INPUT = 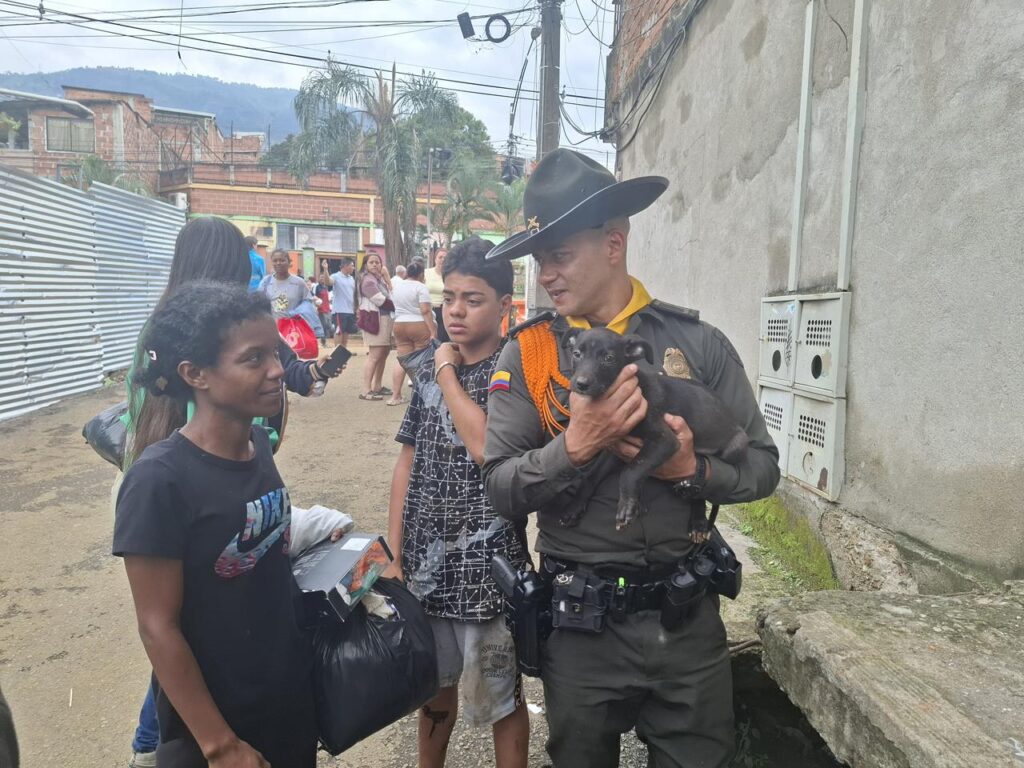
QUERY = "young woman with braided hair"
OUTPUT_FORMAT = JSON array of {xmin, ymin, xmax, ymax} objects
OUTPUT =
[
  {"xmin": 114, "ymin": 282, "xmax": 316, "ymax": 768},
  {"xmin": 120, "ymin": 216, "xmax": 342, "ymax": 768}
]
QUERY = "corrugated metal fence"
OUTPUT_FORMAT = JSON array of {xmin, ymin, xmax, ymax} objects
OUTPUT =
[{"xmin": 0, "ymin": 166, "xmax": 183, "ymax": 422}]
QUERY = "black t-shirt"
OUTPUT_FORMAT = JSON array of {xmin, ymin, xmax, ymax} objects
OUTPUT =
[
  {"xmin": 396, "ymin": 342, "xmax": 527, "ymax": 621},
  {"xmin": 113, "ymin": 428, "xmax": 315, "ymax": 766}
]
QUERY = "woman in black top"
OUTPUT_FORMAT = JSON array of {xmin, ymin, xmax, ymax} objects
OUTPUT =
[{"xmin": 114, "ymin": 283, "xmax": 315, "ymax": 767}]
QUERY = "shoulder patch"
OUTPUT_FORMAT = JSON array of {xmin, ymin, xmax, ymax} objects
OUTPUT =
[
  {"xmin": 710, "ymin": 325, "xmax": 744, "ymax": 367},
  {"xmin": 488, "ymin": 370, "xmax": 512, "ymax": 393},
  {"xmin": 650, "ymin": 299, "xmax": 700, "ymax": 322},
  {"xmin": 508, "ymin": 310, "xmax": 558, "ymax": 338}
]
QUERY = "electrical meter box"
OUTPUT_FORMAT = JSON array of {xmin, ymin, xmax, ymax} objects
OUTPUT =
[
  {"xmin": 758, "ymin": 385, "xmax": 793, "ymax": 475},
  {"xmin": 786, "ymin": 393, "xmax": 845, "ymax": 501},
  {"xmin": 793, "ymin": 292, "xmax": 851, "ymax": 398},
  {"xmin": 758, "ymin": 297, "xmax": 800, "ymax": 386}
]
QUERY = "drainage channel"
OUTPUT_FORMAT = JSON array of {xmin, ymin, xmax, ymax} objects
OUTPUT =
[{"xmin": 731, "ymin": 650, "xmax": 843, "ymax": 767}]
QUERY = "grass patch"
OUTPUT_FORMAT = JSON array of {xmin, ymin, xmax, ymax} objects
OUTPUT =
[{"xmin": 737, "ymin": 496, "xmax": 839, "ymax": 592}]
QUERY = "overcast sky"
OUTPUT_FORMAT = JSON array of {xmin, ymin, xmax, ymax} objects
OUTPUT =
[{"xmin": 0, "ymin": 0, "xmax": 615, "ymax": 165}]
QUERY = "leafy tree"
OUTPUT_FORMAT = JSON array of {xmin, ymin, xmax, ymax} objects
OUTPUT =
[
  {"xmin": 60, "ymin": 154, "xmax": 150, "ymax": 196},
  {"xmin": 484, "ymin": 176, "xmax": 527, "ymax": 238},
  {"xmin": 294, "ymin": 63, "xmax": 457, "ymax": 265},
  {"xmin": 407, "ymin": 105, "xmax": 493, "ymax": 175}
]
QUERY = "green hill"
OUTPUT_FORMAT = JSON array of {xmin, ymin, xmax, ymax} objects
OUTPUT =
[{"xmin": 0, "ymin": 67, "xmax": 301, "ymax": 141}]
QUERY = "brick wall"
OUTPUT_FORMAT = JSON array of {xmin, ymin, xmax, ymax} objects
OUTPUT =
[{"xmin": 607, "ymin": 0, "xmax": 686, "ymax": 112}]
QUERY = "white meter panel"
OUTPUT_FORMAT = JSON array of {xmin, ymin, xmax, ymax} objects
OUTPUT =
[
  {"xmin": 758, "ymin": 297, "xmax": 800, "ymax": 385},
  {"xmin": 758, "ymin": 384, "xmax": 793, "ymax": 475},
  {"xmin": 793, "ymin": 292, "xmax": 851, "ymax": 398},
  {"xmin": 786, "ymin": 393, "xmax": 846, "ymax": 501}
]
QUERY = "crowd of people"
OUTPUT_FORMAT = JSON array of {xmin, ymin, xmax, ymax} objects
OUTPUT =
[{"xmin": 0, "ymin": 148, "xmax": 780, "ymax": 768}]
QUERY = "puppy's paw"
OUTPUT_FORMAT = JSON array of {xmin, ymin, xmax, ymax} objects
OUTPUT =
[
  {"xmin": 688, "ymin": 517, "xmax": 710, "ymax": 543},
  {"xmin": 616, "ymin": 497, "xmax": 641, "ymax": 530},
  {"xmin": 560, "ymin": 511, "xmax": 583, "ymax": 528}
]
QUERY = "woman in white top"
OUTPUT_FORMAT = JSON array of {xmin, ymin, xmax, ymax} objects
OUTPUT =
[
  {"xmin": 388, "ymin": 259, "xmax": 436, "ymax": 405},
  {"xmin": 424, "ymin": 248, "xmax": 448, "ymax": 342}
]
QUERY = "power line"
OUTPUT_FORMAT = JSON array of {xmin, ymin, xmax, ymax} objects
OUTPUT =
[
  {"xmin": 0, "ymin": 0, "xmax": 602, "ymax": 104},
  {"xmin": 0, "ymin": 1, "xmax": 602, "ymax": 107}
]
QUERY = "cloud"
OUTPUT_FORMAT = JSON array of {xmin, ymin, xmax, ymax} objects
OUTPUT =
[{"xmin": 0, "ymin": 0, "xmax": 612, "ymax": 162}]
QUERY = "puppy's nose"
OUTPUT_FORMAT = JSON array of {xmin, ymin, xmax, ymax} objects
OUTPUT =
[{"xmin": 573, "ymin": 376, "xmax": 591, "ymax": 394}]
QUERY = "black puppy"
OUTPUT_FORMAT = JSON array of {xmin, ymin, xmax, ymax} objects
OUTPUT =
[{"xmin": 564, "ymin": 327, "xmax": 749, "ymax": 537}]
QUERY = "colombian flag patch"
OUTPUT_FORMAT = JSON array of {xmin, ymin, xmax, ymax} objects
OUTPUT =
[{"xmin": 488, "ymin": 370, "xmax": 511, "ymax": 394}]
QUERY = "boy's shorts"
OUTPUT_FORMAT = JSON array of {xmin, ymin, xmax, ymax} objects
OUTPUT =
[
  {"xmin": 335, "ymin": 312, "xmax": 358, "ymax": 334},
  {"xmin": 428, "ymin": 615, "xmax": 523, "ymax": 728}
]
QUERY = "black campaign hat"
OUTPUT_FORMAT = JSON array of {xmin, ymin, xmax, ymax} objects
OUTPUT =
[{"xmin": 487, "ymin": 148, "xmax": 668, "ymax": 260}]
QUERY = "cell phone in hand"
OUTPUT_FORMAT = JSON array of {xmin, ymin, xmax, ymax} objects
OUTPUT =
[{"xmin": 319, "ymin": 345, "xmax": 353, "ymax": 377}]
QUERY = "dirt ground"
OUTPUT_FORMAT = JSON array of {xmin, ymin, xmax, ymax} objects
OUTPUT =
[{"xmin": 0, "ymin": 340, "xmax": 771, "ymax": 768}]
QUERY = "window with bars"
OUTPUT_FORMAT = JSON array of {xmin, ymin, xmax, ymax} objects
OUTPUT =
[{"xmin": 46, "ymin": 117, "xmax": 95, "ymax": 153}]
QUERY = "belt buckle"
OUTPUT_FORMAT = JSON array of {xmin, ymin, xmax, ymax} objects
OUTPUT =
[{"xmin": 610, "ymin": 577, "xmax": 628, "ymax": 622}]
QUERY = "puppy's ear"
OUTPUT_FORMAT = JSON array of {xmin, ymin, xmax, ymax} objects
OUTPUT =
[
  {"xmin": 623, "ymin": 336, "xmax": 654, "ymax": 365},
  {"xmin": 562, "ymin": 328, "xmax": 583, "ymax": 350}
]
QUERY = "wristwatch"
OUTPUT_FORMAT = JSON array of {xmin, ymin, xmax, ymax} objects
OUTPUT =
[{"xmin": 672, "ymin": 455, "xmax": 707, "ymax": 499}]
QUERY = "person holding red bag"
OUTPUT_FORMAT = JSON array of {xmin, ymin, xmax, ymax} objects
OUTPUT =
[{"xmin": 259, "ymin": 250, "xmax": 320, "ymax": 359}]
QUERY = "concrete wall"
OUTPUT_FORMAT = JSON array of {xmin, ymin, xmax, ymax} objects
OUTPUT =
[{"xmin": 612, "ymin": 0, "xmax": 1024, "ymax": 580}]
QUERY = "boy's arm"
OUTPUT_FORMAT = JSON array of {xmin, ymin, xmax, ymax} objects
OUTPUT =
[
  {"xmin": 386, "ymin": 443, "xmax": 415, "ymax": 579},
  {"xmin": 437, "ymin": 367, "xmax": 487, "ymax": 465},
  {"xmin": 434, "ymin": 343, "xmax": 487, "ymax": 465}
]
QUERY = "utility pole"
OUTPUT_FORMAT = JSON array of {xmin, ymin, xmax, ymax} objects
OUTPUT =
[
  {"xmin": 537, "ymin": 0, "xmax": 563, "ymax": 158},
  {"xmin": 426, "ymin": 147, "xmax": 435, "ymax": 247}
]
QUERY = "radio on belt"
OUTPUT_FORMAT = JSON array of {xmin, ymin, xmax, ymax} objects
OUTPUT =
[{"xmin": 291, "ymin": 532, "xmax": 393, "ymax": 625}]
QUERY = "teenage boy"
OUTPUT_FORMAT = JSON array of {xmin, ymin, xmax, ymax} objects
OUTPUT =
[
  {"xmin": 387, "ymin": 236, "xmax": 530, "ymax": 768},
  {"xmin": 323, "ymin": 258, "xmax": 358, "ymax": 348}
]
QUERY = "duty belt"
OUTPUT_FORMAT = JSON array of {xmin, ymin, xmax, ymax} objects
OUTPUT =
[{"xmin": 542, "ymin": 555, "xmax": 674, "ymax": 620}]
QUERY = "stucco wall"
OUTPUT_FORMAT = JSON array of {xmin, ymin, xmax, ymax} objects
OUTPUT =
[{"xmin": 614, "ymin": 0, "xmax": 1024, "ymax": 579}]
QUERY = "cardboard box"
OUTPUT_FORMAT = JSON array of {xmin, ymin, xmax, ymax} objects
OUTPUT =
[{"xmin": 292, "ymin": 533, "xmax": 393, "ymax": 624}]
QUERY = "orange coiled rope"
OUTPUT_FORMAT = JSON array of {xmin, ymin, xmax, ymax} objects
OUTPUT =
[{"xmin": 517, "ymin": 321, "xmax": 571, "ymax": 436}]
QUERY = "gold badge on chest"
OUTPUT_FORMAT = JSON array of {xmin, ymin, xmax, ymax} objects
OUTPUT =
[{"xmin": 662, "ymin": 347, "xmax": 693, "ymax": 379}]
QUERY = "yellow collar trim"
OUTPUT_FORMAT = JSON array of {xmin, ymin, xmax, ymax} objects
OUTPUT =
[{"xmin": 566, "ymin": 276, "xmax": 653, "ymax": 335}]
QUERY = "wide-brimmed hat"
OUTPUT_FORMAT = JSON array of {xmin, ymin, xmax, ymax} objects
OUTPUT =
[{"xmin": 487, "ymin": 148, "xmax": 668, "ymax": 261}]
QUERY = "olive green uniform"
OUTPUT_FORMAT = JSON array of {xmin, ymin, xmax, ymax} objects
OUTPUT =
[{"xmin": 482, "ymin": 301, "xmax": 780, "ymax": 768}]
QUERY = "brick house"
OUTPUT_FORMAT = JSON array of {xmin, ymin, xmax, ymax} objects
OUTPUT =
[
  {"xmin": 0, "ymin": 85, "xmax": 263, "ymax": 191},
  {"xmin": 0, "ymin": 83, "xmax": 505, "ymax": 274}
]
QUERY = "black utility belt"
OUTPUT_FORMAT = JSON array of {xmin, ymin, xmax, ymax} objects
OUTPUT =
[
  {"xmin": 544, "ymin": 531, "xmax": 742, "ymax": 635},
  {"xmin": 550, "ymin": 569, "xmax": 678, "ymax": 633}
]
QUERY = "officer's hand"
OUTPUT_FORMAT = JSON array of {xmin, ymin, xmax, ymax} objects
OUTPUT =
[
  {"xmin": 564, "ymin": 364, "xmax": 647, "ymax": 466},
  {"xmin": 435, "ymin": 342, "xmax": 463, "ymax": 372},
  {"xmin": 610, "ymin": 413, "xmax": 698, "ymax": 480}
]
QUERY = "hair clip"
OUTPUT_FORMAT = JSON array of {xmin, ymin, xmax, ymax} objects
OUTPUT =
[
  {"xmin": 147, "ymin": 350, "xmax": 158, "ymax": 361},
  {"xmin": 155, "ymin": 376, "xmax": 168, "ymax": 391}
]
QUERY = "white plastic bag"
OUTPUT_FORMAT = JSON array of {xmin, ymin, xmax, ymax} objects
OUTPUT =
[{"xmin": 290, "ymin": 504, "xmax": 354, "ymax": 558}]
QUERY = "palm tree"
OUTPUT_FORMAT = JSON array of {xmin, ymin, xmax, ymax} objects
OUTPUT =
[
  {"xmin": 446, "ymin": 159, "xmax": 499, "ymax": 240},
  {"xmin": 484, "ymin": 177, "xmax": 527, "ymax": 238},
  {"xmin": 420, "ymin": 157, "xmax": 501, "ymax": 246},
  {"xmin": 60, "ymin": 155, "xmax": 150, "ymax": 196},
  {"xmin": 293, "ymin": 62, "xmax": 457, "ymax": 266}
]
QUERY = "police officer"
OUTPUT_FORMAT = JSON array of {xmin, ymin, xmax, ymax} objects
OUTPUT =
[{"xmin": 481, "ymin": 149, "xmax": 780, "ymax": 768}]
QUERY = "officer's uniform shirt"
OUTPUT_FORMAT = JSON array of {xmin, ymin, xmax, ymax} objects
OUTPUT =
[{"xmin": 482, "ymin": 300, "xmax": 780, "ymax": 568}]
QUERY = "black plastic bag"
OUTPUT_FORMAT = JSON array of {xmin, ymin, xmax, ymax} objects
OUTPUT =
[
  {"xmin": 82, "ymin": 401, "xmax": 128, "ymax": 469},
  {"xmin": 312, "ymin": 577, "xmax": 439, "ymax": 755}
]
